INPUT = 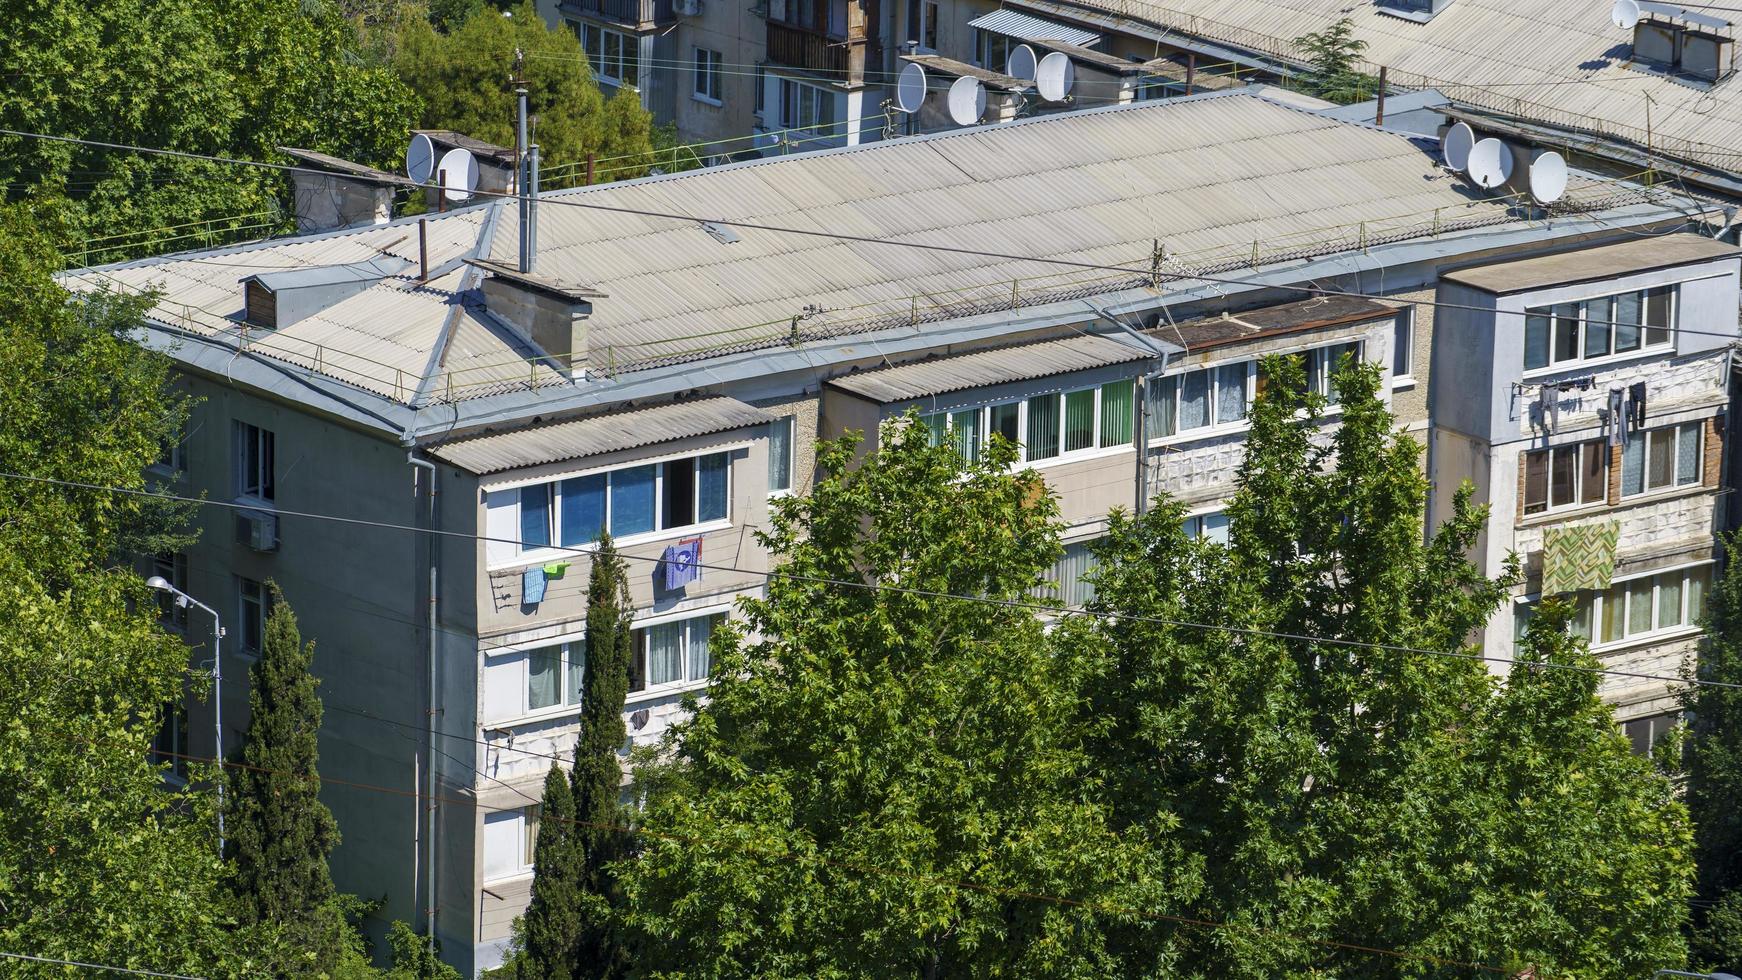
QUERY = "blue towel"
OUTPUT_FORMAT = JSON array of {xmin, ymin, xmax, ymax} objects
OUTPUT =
[
  {"xmin": 523, "ymin": 566, "xmax": 547, "ymax": 605},
  {"xmin": 662, "ymin": 537, "xmax": 702, "ymax": 591}
]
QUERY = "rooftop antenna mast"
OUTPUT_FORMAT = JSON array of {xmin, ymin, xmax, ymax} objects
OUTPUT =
[{"xmin": 513, "ymin": 47, "xmax": 539, "ymax": 273}]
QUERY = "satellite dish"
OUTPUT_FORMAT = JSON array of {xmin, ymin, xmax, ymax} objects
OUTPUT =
[
  {"xmin": 1467, "ymin": 137, "xmax": 1515, "ymax": 190},
  {"xmin": 406, "ymin": 133, "xmax": 436, "ymax": 184},
  {"xmin": 1612, "ymin": 0, "xmax": 1642, "ymax": 29},
  {"xmin": 947, "ymin": 75, "xmax": 986, "ymax": 125},
  {"xmin": 1442, "ymin": 121, "xmax": 1475, "ymax": 172},
  {"xmin": 1036, "ymin": 51, "xmax": 1075, "ymax": 101},
  {"xmin": 435, "ymin": 147, "xmax": 479, "ymax": 202},
  {"xmin": 1529, "ymin": 150, "xmax": 1568, "ymax": 204},
  {"xmin": 897, "ymin": 62, "xmax": 928, "ymax": 113},
  {"xmin": 1007, "ymin": 44, "xmax": 1039, "ymax": 81}
]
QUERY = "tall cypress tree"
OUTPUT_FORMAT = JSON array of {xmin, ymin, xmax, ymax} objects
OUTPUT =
[
  {"xmin": 519, "ymin": 763, "xmax": 582, "ymax": 978},
  {"xmin": 225, "ymin": 586, "xmax": 341, "ymax": 971},
  {"xmin": 571, "ymin": 534, "xmax": 634, "ymax": 977},
  {"xmin": 1685, "ymin": 531, "xmax": 1742, "ymax": 971}
]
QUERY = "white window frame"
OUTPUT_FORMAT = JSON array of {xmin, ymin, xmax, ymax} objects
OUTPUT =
[
  {"xmin": 523, "ymin": 640, "xmax": 587, "ymax": 716},
  {"xmin": 237, "ymin": 576, "xmax": 268, "ymax": 659},
  {"xmin": 914, "ymin": 378, "xmax": 1137, "ymax": 467},
  {"xmin": 1147, "ymin": 360, "xmax": 1255, "ymax": 444},
  {"xmin": 778, "ymin": 77, "xmax": 836, "ymax": 138},
  {"xmin": 767, "ymin": 416, "xmax": 796, "ymax": 496},
  {"xmin": 1392, "ymin": 309, "xmax": 1416, "ymax": 387},
  {"xmin": 512, "ymin": 451, "xmax": 733, "ymax": 561},
  {"xmin": 1036, "ymin": 536, "xmax": 1101, "ymax": 609},
  {"xmin": 1522, "ymin": 284, "xmax": 1676, "ymax": 375},
  {"xmin": 1521, "ymin": 437, "xmax": 1609, "ymax": 517},
  {"xmin": 1513, "ymin": 559, "xmax": 1713, "ymax": 652},
  {"xmin": 975, "ymin": 29, "xmax": 1015, "ymax": 70},
  {"xmin": 232, "ymin": 421, "xmax": 274, "ymax": 501},
  {"xmin": 906, "ymin": 0, "xmax": 939, "ymax": 50},
  {"xmin": 692, "ymin": 46, "xmax": 722, "ymax": 104},
  {"xmin": 482, "ymin": 806, "xmax": 539, "ymax": 883},
  {"xmin": 1181, "ymin": 508, "xmax": 1231, "ymax": 544},
  {"xmin": 630, "ymin": 609, "xmax": 725, "ymax": 698},
  {"xmin": 573, "ymin": 20, "xmax": 639, "ymax": 89},
  {"xmin": 1621, "ymin": 420, "xmax": 1704, "ymax": 499}
]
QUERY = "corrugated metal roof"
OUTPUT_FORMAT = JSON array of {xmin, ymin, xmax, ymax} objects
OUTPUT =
[
  {"xmin": 968, "ymin": 8, "xmax": 1102, "ymax": 46},
  {"xmin": 1008, "ymin": 0, "xmax": 1742, "ymax": 176},
  {"xmin": 1441, "ymin": 233, "xmax": 1741, "ymax": 293},
  {"xmin": 828, "ymin": 332, "xmax": 1158, "ymax": 401},
  {"xmin": 428, "ymin": 396, "xmax": 774, "ymax": 473}
]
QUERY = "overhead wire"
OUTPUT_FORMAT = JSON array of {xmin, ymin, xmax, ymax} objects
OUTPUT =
[
  {"xmin": 0, "ymin": 951, "xmax": 209, "ymax": 980},
  {"xmin": 9, "ymin": 471, "xmax": 1738, "ymax": 691}
]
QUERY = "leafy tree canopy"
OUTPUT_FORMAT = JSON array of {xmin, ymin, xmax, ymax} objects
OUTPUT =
[
  {"xmin": 1292, "ymin": 17, "xmax": 1377, "ymax": 105},
  {"xmin": 1685, "ymin": 529, "xmax": 1742, "ymax": 971}
]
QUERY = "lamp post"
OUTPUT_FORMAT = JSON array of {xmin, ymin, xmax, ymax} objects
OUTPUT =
[{"xmin": 145, "ymin": 575, "xmax": 225, "ymax": 856}]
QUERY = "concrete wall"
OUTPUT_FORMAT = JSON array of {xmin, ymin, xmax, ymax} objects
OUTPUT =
[{"xmin": 669, "ymin": 0, "xmax": 767, "ymax": 149}]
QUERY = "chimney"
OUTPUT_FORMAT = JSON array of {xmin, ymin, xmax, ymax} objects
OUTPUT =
[
  {"xmin": 466, "ymin": 259, "xmax": 602, "ymax": 376},
  {"xmin": 277, "ymin": 147, "xmax": 395, "ymax": 234}
]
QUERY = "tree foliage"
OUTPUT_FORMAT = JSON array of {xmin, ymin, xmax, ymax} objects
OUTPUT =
[
  {"xmin": 520, "ymin": 764, "xmax": 583, "ymax": 978},
  {"xmin": 0, "ymin": 0, "xmax": 417, "ymax": 262},
  {"xmin": 1292, "ymin": 17, "xmax": 1377, "ymax": 105},
  {"xmin": 1685, "ymin": 530, "xmax": 1742, "ymax": 972},
  {"xmin": 226, "ymin": 589, "xmax": 346, "ymax": 975},
  {"xmin": 620, "ymin": 424, "xmax": 1183, "ymax": 977},
  {"xmin": 391, "ymin": 2, "xmax": 654, "ymax": 176}
]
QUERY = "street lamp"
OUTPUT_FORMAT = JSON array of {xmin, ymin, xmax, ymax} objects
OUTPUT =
[
  {"xmin": 145, "ymin": 575, "xmax": 225, "ymax": 856},
  {"xmin": 1653, "ymin": 971, "xmax": 1742, "ymax": 980}
]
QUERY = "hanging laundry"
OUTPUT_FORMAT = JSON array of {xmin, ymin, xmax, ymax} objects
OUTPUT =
[
  {"xmin": 542, "ymin": 561, "xmax": 571, "ymax": 578},
  {"xmin": 1629, "ymin": 381, "xmax": 1648, "ymax": 427},
  {"xmin": 662, "ymin": 537, "xmax": 703, "ymax": 591},
  {"xmin": 522, "ymin": 566, "xmax": 547, "ymax": 605},
  {"xmin": 1541, "ymin": 521, "xmax": 1620, "ymax": 596},
  {"xmin": 1537, "ymin": 384, "xmax": 1559, "ymax": 434},
  {"xmin": 1606, "ymin": 388, "xmax": 1626, "ymax": 447}
]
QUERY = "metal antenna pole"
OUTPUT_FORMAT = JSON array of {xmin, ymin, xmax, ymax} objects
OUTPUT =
[{"xmin": 515, "ymin": 47, "xmax": 532, "ymax": 273}]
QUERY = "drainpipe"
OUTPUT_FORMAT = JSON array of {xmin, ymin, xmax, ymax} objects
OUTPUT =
[
  {"xmin": 1087, "ymin": 302, "xmax": 1174, "ymax": 514},
  {"xmin": 407, "ymin": 451, "xmax": 440, "ymax": 959}
]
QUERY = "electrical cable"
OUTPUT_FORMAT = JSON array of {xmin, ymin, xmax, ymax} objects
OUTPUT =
[
  {"xmin": 8, "ymin": 471, "xmax": 1737, "ymax": 691},
  {"xmin": 0, "ymin": 951, "xmax": 209, "ymax": 980}
]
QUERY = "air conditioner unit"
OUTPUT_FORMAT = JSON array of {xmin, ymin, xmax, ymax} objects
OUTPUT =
[
  {"xmin": 237, "ymin": 510, "xmax": 279, "ymax": 553},
  {"xmin": 675, "ymin": 0, "xmax": 702, "ymax": 15}
]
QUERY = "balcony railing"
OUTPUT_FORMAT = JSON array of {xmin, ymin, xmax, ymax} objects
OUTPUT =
[
  {"xmin": 765, "ymin": 21, "xmax": 878, "ymax": 84},
  {"xmin": 565, "ymin": 0, "xmax": 672, "ymax": 28}
]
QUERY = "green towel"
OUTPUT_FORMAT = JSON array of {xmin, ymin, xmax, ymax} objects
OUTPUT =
[
  {"xmin": 543, "ymin": 561, "xmax": 571, "ymax": 578},
  {"xmin": 1541, "ymin": 521, "xmax": 1619, "ymax": 596}
]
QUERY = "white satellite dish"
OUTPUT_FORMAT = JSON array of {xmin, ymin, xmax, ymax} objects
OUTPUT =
[
  {"xmin": 405, "ymin": 132, "xmax": 436, "ymax": 185},
  {"xmin": 1007, "ymin": 44, "xmax": 1039, "ymax": 82},
  {"xmin": 1612, "ymin": 0, "xmax": 1642, "ymax": 29},
  {"xmin": 435, "ymin": 147, "xmax": 479, "ymax": 202},
  {"xmin": 947, "ymin": 75, "xmax": 987, "ymax": 126},
  {"xmin": 1467, "ymin": 137, "xmax": 1514, "ymax": 190},
  {"xmin": 1442, "ymin": 121, "xmax": 1475, "ymax": 172},
  {"xmin": 897, "ymin": 62, "xmax": 928, "ymax": 113},
  {"xmin": 1036, "ymin": 51, "xmax": 1075, "ymax": 101},
  {"xmin": 1529, "ymin": 150, "xmax": 1569, "ymax": 204}
]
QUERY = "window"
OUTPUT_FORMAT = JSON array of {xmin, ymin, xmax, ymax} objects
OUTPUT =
[
  {"xmin": 919, "ymin": 381, "xmax": 1135, "ymax": 464},
  {"xmin": 1522, "ymin": 439, "xmax": 1607, "ymax": 515},
  {"xmin": 906, "ymin": 0, "xmax": 938, "ymax": 48},
  {"xmin": 693, "ymin": 47, "xmax": 722, "ymax": 103},
  {"xmin": 1621, "ymin": 421, "xmax": 1702, "ymax": 497},
  {"xmin": 976, "ymin": 29, "xmax": 1015, "ymax": 69},
  {"xmin": 768, "ymin": 416, "xmax": 795, "ymax": 492},
  {"xmin": 1148, "ymin": 362, "xmax": 1251, "ymax": 438},
  {"xmin": 1621, "ymin": 711, "xmax": 1681, "ymax": 756},
  {"xmin": 1182, "ymin": 510, "xmax": 1231, "ymax": 544},
  {"xmin": 233, "ymin": 421, "xmax": 274, "ymax": 500},
  {"xmin": 629, "ymin": 612, "xmax": 723, "ymax": 693},
  {"xmin": 1393, "ymin": 312, "xmax": 1414, "ymax": 379},
  {"xmin": 754, "ymin": 63, "xmax": 767, "ymax": 114},
  {"xmin": 151, "ymin": 702, "xmax": 189, "ymax": 781},
  {"xmin": 573, "ymin": 21, "xmax": 639, "ymax": 88},
  {"xmin": 514, "ymin": 452, "xmax": 731, "ymax": 555},
  {"xmin": 778, "ymin": 78, "xmax": 835, "ymax": 136},
  {"xmin": 527, "ymin": 641, "xmax": 587, "ymax": 712},
  {"xmin": 238, "ymin": 577, "xmax": 269, "ymax": 656},
  {"xmin": 1515, "ymin": 563, "xmax": 1711, "ymax": 649},
  {"xmin": 483, "ymin": 806, "xmax": 538, "ymax": 881},
  {"xmin": 152, "ymin": 552, "xmax": 189, "ymax": 629},
  {"xmin": 1037, "ymin": 539, "xmax": 1099, "ymax": 608},
  {"xmin": 155, "ymin": 427, "xmax": 186, "ymax": 473},
  {"xmin": 1523, "ymin": 286, "xmax": 1675, "ymax": 371},
  {"xmin": 1309, "ymin": 342, "xmax": 1361, "ymax": 404}
]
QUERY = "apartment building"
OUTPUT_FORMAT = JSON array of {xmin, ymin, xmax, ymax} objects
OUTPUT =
[
  {"xmin": 69, "ymin": 91, "xmax": 1722, "ymax": 974},
  {"xmin": 1430, "ymin": 234, "xmax": 1740, "ymax": 755}
]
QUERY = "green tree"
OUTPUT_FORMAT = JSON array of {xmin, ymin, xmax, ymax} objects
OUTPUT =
[
  {"xmin": 1685, "ymin": 531, "xmax": 1742, "ymax": 971},
  {"xmin": 1292, "ymin": 17, "xmax": 1377, "ymax": 104},
  {"xmin": 226, "ymin": 588, "xmax": 346, "ymax": 975},
  {"xmin": 391, "ymin": 2, "xmax": 654, "ymax": 179},
  {"xmin": 519, "ymin": 764, "xmax": 583, "ymax": 978},
  {"xmin": 619, "ymin": 423, "xmax": 1184, "ymax": 977},
  {"xmin": 1078, "ymin": 355, "xmax": 1690, "ymax": 977},
  {"xmin": 0, "ymin": 0, "xmax": 416, "ymax": 263},
  {"xmin": 570, "ymin": 534, "xmax": 635, "ymax": 977},
  {"xmin": 0, "ymin": 208, "xmax": 241, "ymax": 975}
]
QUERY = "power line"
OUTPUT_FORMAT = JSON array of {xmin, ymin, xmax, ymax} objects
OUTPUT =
[
  {"xmin": 7, "ymin": 470, "xmax": 1736, "ymax": 691},
  {"xmin": 0, "ymin": 951, "xmax": 209, "ymax": 980}
]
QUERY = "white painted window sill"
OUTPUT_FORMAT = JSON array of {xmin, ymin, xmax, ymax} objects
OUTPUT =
[
  {"xmin": 1521, "ymin": 344, "xmax": 1675, "ymax": 381},
  {"xmin": 1392, "ymin": 376, "xmax": 1417, "ymax": 391},
  {"xmin": 492, "ymin": 518, "xmax": 734, "ymax": 575}
]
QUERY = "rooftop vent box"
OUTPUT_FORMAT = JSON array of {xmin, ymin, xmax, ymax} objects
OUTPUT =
[
  {"xmin": 467, "ymin": 259, "xmax": 606, "ymax": 377},
  {"xmin": 277, "ymin": 147, "xmax": 396, "ymax": 234},
  {"xmin": 1635, "ymin": 18, "xmax": 1680, "ymax": 63},
  {"xmin": 1631, "ymin": 14, "xmax": 1734, "ymax": 81},
  {"xmin": 1681, "ymin": 28, "xmax": 1732, "ymax": 80},
  {"xmin": 1375, "ymin": 0, "xmax": 1453, "ymax": 23},
  {"xmin": 239, "ymin": 255, "xmax": 413, "ymax": 331}
]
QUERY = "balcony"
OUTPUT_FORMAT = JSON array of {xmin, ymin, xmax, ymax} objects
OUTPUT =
[
  {"xmin": 562, "ymin": 0, "xmax": 672, "ymax": 30},
  {"xmin": 766, "ymin": 21, "xmax": 878, "ymax": 85}
]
